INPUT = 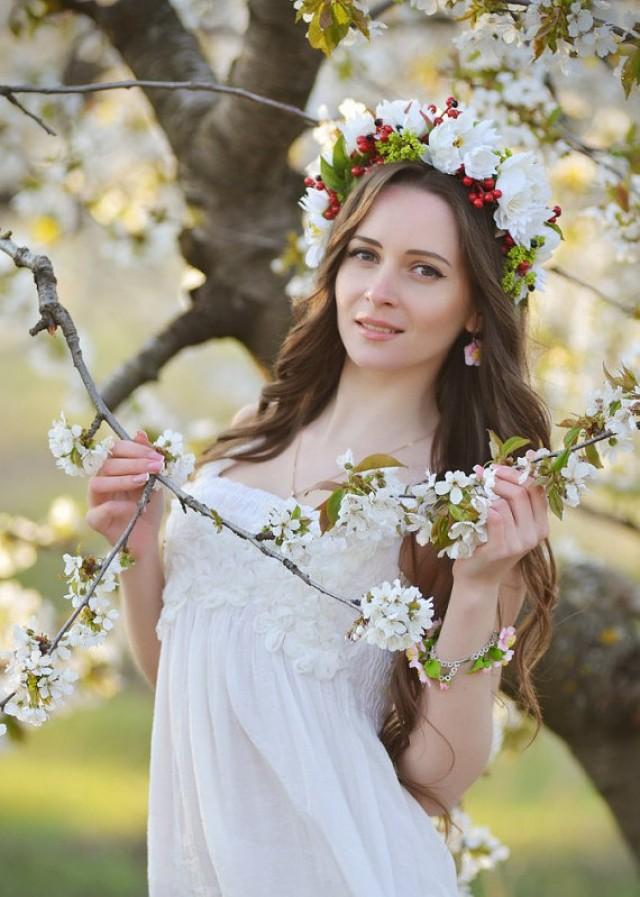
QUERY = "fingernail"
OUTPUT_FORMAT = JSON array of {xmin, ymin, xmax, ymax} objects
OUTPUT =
[{"xmin": 133, "ymin": 473, "xmax": 149, "ymax": 483}]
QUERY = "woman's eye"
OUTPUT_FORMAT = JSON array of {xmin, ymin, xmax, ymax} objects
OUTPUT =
[
  {"xmin": 414, "ymin": 264, "xmax": 443, "ymax": 279},
  {"xmin": 347, "ymin": 248, "xmax": 375, "ymax": 262},
  {"xmin": 347, "ymin": 248, "xmax": 442, "ymax": 278}
]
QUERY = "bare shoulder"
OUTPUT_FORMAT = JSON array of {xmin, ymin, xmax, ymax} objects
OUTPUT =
[{"xmin": 230, "ymin": 402, "xmax": 259, "ymax": 428}]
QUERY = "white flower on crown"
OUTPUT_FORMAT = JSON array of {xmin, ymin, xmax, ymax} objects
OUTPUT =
[
  {"xmin": 421, "ymin": 109, "xmax": 502, "ymax": 177},
  {"xmin": 337, "ymin": 99, "xmax": 376, "ymax": 155},
  {"xmin": 374, "ymin": 99, "xmax": 430, "ymax": 137},
  {"xmin": 494, "ymin": 151, "xmax": 553, "ymax": 245},
  {"xmin": 528, "ymin": 224, "xmax": 562, "ymax": 292},
  {"xmin": 298, "ymin": 186, "xmax": 333, "ymax": 268}
]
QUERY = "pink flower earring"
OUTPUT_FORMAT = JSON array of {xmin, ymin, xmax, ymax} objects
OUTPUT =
[{"xmin": 464, "ymin": 332, "xmax": 482, "ymax": 366}]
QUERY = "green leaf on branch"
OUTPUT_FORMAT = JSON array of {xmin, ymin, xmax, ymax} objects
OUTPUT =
[
  {"xmin": 584, "ymin": 441, "xmax": 603, "ymax": 469},
  {"xmin": 501, "ymin": 435, "xmax": 531, "ymax": 458},
  {"xmin": 551, "ymin": 448, "xmax": 570, "ymax": 472},
  {"xmin": 619, "ymin": 42, "xmax": 640, "ymax": 99},
  {"xmin": 563, "ymin": 426, "xmax": 582, "ymax": 448},
  {"xmin": 325, "ymin": 487, "xmax": 346, "ymax": 525},
  {"xmin": 547, "ymin": 484, "xmax": 565, "ymax": 520},
  {"xmin": 353, "ymin": 453, "xmax": 406, "ymax": 473}
]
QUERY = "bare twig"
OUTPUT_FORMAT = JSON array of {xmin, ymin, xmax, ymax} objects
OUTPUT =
[
  {"xmin": 550, "ymin": 266, "xmax": 637, "ymax": 316},
  {"xmin": 0, "ymin": 79, "xmax": 319, "ymax": 128},
  {"xmin": 0, "ymin": 89, "xmax": 57, "ymax": 137},
  {"xmin": 576, "ymin": 500, "xmax": 640, "ymax": 536}
]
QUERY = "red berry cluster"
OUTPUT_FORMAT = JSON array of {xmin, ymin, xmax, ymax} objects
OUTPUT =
[
  {"xmin": 548, "ymin": 204, "xmax": 562, "ymax": 224},
  {"xmin": 350, "ymin": 117, "xmax": 395, "ymax": 177},
  {"xmin": 430, "ymin": 96, "xmax": 462, "ymax": 127},
  {"xmin": 456, "ymin": 167, "xmax": 503, "ymax": 210},
  {"xmin": 499, "ymin": 233, "xmax": 516, "ymax": 256},
  {"xmin": 302, "ymin": 175, "xmax": 342, "ymax": 220}
]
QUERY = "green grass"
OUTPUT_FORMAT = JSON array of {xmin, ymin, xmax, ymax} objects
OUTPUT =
[{"xmin": 0, "ymin": 689, "xmax": 637, "ymax": 896}]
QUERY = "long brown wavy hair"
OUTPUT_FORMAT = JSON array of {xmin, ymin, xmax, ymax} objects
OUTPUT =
[{"xmin": 195, "ymin": 161, "xmax": 558, "ymax": 834}]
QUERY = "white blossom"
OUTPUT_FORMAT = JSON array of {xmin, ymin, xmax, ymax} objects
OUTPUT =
[
  {"xmin": 494, "ymin": 152, "xmax": 552, "ymax": 245},
  {"xmin": 445, "ymin": 807, "xmax": 510, "ymax": 884},
  {"xmin": 3, "ymin": 622, "xmax": 78, "ymax": 727},
  {"xmin": 560, "ymin": 452, "xmax": 598, "ymax": 507},
  {"xmin": 353, "ymin": 579, "xmax": 435, "ymax": 651},
  {"xmin": 263, "ymin": 498, "xmax": 321, "ymax": 555},
  {"xmin": 375, "ymin": 99, "xmax": 430, "ymax": 138},
  {"xmin": 422, "ymin": 110, "xmax": 502, "ymax": 177},
  {"xmin": 444, "ymin": 494, "xmax": 491, "ymax": 560},
  {"xmin": 151, "ymin": 429, "xmax": 195, "ymax": 489},
  {"xmin": 434, "ymin": 470, "xmax": 474, "ymax": 505},
  {"xmin": 48, "ymin": 412, "xmax": 115, "ymax": 477},
  {"xmin": 400, "ymin": 473, "xmax": 439, "ymax": 545}
]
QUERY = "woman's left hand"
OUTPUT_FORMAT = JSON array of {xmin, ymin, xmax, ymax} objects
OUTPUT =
[{"xmin": 451, "ymin": 464, "xmax": 550, "ymax": 586}]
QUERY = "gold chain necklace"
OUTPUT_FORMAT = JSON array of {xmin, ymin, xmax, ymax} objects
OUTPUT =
[{"xmin": 290, "ymin": 426, "xmax": 435, "ymax": 500}]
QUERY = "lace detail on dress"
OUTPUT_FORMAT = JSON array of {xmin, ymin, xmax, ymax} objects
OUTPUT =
[{"xmin": 157, "ymin": 458, "xmax": 402, "ymax": 699}]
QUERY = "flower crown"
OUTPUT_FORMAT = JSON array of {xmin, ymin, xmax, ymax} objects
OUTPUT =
[{"xmin": 298, "ymin": 97, "xmax": 564, "ymax": 305}]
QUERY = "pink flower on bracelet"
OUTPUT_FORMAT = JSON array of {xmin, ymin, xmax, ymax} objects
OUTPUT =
[
  {"xmin": 406, "ymin": 641, "xmax": 429, "ymax": 685},
  {"xmin": 497, "ymin": 626, "xmax": 517, "ymax": 664}
]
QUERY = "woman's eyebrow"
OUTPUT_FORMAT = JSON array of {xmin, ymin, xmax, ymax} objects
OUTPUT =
[{"xmin": 351, "ymin": 234, "xmax": 451, "ymax": 269}]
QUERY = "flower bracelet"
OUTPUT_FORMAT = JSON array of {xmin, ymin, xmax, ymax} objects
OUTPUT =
[{"xmin": 406, "ymin": 625, "xmax": 517, "ymax": 690}]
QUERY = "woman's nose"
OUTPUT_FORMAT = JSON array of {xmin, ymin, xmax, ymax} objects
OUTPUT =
[{"xmin": 364, "ymin": 271, "xmax": 399, "ymax": 306}]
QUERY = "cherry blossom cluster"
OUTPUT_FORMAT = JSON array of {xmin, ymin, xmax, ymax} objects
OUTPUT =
[
  {"xmin": 48, "ymin": 412, "xmax": 115, "ymax": 477},
  {"xmin": 261, "ymin": 497, "xmax": 321, "ymax": 555},
  {"xmin": 47, "ymin": 415, "xmax": 195, "ymax": 488},
  {"xmin": 62, "ymin": 552, "xmax": 124, "ymax": 648},
  {"xmin": 1, "ymin": 622, "xmax": 77, "ymax": 726},
  {"xmin": 412, "ymin": 1, "xmax": 629, "ymax": 73},
  {"xmin": 299, "ymin": 96, "xmax": 563, "ymax": 304},
  {"xmin": 444, "ymin": 805, "xmax": 510, "ymax": 894},
  {"xmin": 0, "ymin": 547, "xmax": 134, "ymax": 734},
  {"xmin": 345, "ymin": 578, "xmax": 435, "ymax": 650}
]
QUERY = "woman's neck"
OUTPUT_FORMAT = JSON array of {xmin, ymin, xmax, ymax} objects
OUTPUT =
[{"xmin": 308, "ymin": 358, "xmax": 440, "ymax": 454}]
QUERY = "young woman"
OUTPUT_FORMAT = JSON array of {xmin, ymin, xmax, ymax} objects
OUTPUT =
[{"xmin": 87, "ymin": 137, "xmax": 556, "ymax": 895}]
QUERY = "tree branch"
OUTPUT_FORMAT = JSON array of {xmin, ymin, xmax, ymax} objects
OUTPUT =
[{"xmin": 0, "ymin": 79, "xmax": 317, "ymax": 128}]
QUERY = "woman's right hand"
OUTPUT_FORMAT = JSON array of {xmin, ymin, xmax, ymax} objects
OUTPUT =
[{"xmin": 85, "ymin": 430, "xmax": 167, "ymax": 561}]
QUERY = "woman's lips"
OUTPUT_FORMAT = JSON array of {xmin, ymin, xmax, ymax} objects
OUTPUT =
[{"xmin": 356, "ymin": 319, "xmax": 404, "ymax": 341}]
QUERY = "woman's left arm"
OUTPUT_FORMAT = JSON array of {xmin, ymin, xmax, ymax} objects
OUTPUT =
[{"xmin": 396, "ymin": 465, "xmax": 548, "ymax": 815}]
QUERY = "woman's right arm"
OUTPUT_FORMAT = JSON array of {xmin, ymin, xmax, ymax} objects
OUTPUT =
[{"xmin": 85, "ymin": 430, "xmax": 167, "ymax": 690}]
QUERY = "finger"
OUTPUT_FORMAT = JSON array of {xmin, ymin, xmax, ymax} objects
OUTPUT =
[
  {"xmin": 488, "ymin": 496, "xmax": 518, "ymax": 551},
  {"xmin": 492, "ymin": 477, "xmax": 535, "ymax": 526},
  {"xmin": 88, "ymin": 472, "xmax": 153, "ymax": 498},
  {"xmin": 108, "ymin": 438, "xmax": 164, "ymax": 461},
  {"xmin": 98, "ymin": 456, "xmax": 165, "ymax": 477},
  {"xmin": 491, "ymin": 478, "xmax": 538, "ymax": 549},
  {"xmin": 85, "ymin": 500, "xmax": 136, "ymax": 530},
  {"xmin": 528, "ymin": 484, "xmax": 550, "ymax": 540}
]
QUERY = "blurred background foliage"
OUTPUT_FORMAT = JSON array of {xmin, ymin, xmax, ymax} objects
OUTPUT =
[{"xmin": 1, "ymin": 0, "xmax": 639, "ymax": 894}]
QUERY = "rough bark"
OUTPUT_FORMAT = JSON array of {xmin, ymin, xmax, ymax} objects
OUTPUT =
[
  {"xmin": 503, "ymin": 561, "xmax": 640, "ymax": 865},
  {"xmin": 62, "ymin": 0, "xmax": 323, "ymax": 406}
]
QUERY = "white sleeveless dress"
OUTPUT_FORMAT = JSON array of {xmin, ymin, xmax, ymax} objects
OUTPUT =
[{"xmin": 147, "ymin": 457, "xmax": 459, "ymax": 896}]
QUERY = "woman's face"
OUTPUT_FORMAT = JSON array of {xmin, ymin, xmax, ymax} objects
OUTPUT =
[{"xmin": 334, "ymin": 183, "xmax": 479, "ymax": 374}]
